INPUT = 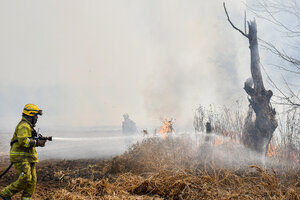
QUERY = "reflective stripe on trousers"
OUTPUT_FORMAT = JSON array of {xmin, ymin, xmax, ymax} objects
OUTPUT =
[
  {"xmin": 10, "ymin": 151, "xmax": 35, "ymax": 157},
  {"xmin": 0, "ymin": 162, "xmax": 36, "ymax": 199}
]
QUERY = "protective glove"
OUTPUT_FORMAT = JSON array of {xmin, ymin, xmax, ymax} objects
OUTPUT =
[{"xmin": 36, "ymin": 139, "xmax": 46, "ymax": 147}]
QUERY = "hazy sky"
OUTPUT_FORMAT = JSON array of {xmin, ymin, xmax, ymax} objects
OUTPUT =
[{"xmin": 0, "ymin": 0, "xmax": 295, "ymax": 130}]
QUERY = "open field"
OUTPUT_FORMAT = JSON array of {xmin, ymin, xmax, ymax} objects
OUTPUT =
[{"xmin": 1, "ymin": 135, "xmax": 300, "ymax": 200}]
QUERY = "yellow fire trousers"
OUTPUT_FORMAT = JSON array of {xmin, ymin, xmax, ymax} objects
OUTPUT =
[{"xmin": 0, "ymin": 162, "xmax": 37, "ymax": 200}]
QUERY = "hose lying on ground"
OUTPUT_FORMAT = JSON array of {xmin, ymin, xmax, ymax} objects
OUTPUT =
[{"xmin": 0, "ymin": 163, "xmax": 13, "ymax": 179}]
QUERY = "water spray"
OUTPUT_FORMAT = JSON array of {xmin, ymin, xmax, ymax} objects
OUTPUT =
[{"xmin": 52, "ymin": 135, "xmax": 145, "ymax": 142}]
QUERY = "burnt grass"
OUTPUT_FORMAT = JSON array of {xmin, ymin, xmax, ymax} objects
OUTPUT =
[{"xmin": 0, "ymin": 136, "xmax": 300, "ymax": 200}]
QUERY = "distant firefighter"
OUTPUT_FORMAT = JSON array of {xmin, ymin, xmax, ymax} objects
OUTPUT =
[
  {"xmin": 205, "ymin": 122, "xmax": 212, "ymax": 142},
  {"xmin": 206, "ymin": 122, "xmax": 212, "ymax": 133},
  {"xmin": 122, "ymin": 114, "xmax": 137, "ymax": 134}
]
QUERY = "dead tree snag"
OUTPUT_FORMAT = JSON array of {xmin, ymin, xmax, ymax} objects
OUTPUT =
[{"xmin": 223, "ymin": 3, "xmax": 278, "ymax": 154}]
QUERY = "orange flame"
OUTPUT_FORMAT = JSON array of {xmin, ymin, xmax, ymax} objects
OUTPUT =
[
  {"xmin": 267, "ymin": 143, "xmax": 279, "ymax": 157},
  {"xmin": 267, "ymin": 143, "xmax": 299, "ymax": 162},
  {"xmin": 290, "ymin": 151, "xmax": 297, "ymax": 161},
  {"xmin": 159, "ymin": 119, "xmax": 174, "ymax": 138},
  {"xmin": 214, "ymin": 136, "xmax": 224, "ymax": 145}
]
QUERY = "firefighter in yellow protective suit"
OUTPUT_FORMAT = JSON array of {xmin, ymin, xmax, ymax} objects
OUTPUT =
[{"xmin": 0, "ymin": 104, "xmax": 46, "ymax": 200}]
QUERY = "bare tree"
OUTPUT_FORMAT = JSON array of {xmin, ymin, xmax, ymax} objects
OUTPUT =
[
  {"xmin": 278, "ymin": 107, "xmax": 300, "ymax": 160},
  {"xmin": 193, "ymin": 102, "xmax": 245, "ymax": 139},
  {"xmin": 245, "ymin": 0, "xmax": 300, "ymax": 159},
  {"xmin": 248, "ymin": 0, "xmax": 300, "ymax": 107},
  {"xmin": 193, "ymin": 105, "xmax": 205, "ymax": 132},
  {"xmin": 224, "ymin": 3, "xmax": 278, "ymax": 154}
]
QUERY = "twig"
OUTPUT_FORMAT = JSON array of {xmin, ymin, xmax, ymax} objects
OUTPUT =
[{"xmin": 223, "ymin": 2, "xmax": 248, "ymax": 38}]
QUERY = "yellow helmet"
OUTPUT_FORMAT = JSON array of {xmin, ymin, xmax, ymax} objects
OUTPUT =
[{"xmin": 23, "ymin": 104, "xmax": 43, "ymax": 117}]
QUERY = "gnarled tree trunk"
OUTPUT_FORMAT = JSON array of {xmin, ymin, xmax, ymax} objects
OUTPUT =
[
  {"xmin": 223, "ymin": 3, "xmax": 278, "ymax": 155},
  {"xmin": 241, "ymin": 20, "xmax": 278, "ymax": 154}
]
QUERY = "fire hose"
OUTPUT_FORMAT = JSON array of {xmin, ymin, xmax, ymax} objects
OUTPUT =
[
  {"xmin": 0, "ymin": 134, "xmax": 52, "ymax": 179},
  {"xmin": 0, "ymin": 163, "xmax": 13, "ymax": 179}
]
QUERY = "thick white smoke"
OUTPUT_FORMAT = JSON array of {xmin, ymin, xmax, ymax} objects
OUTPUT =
[{"xmin": 0, "ymin": 0, "xmax": 251, "ymax": 130}]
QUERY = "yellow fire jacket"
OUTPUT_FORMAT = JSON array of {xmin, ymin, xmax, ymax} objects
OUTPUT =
[{"xmin": 9, "ymin": 117, "xmax": 38, "ymax": 163}]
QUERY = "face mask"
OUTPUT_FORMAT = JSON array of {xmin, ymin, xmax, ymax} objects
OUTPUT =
[{"xmin": 32, "ymin": 115, "xmax": 38, "ymax": 125}]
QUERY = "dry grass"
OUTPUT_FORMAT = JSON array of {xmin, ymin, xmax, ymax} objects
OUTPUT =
[{"xmin": 50, "ymin": 135, "xmax": 300, "ymax": 200}]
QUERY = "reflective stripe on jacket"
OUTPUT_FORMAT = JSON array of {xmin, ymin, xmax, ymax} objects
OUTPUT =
[{"xmin": 10, "ymin": 117, "xmax": 38, "ymax": 163}]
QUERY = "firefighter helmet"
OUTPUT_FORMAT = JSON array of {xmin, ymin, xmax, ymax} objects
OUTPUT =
[{"xmin": 23, "ymin": 104, "xmax": 43, "ymax": 117}]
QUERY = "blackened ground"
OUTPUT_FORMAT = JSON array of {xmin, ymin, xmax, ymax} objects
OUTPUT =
[{"xmin": 0, "ymin": 158, "xmax": 109, "ymax": 200}]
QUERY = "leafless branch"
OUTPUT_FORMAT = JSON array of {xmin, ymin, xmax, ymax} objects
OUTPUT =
[
  {"xmin": 248, "ymin": 0, "xmax": 300, "ymax": 35},
  {"xmin": 261, "ymin": 62, "xmax": 300, "ymax": 107},
  {"xmin": 259, "ymin": 38, "xmax": 300, "ymax": 70},
  {"xmin": 223, "ymin": 2, "xmax": 248, "ymax": 38},
  {"xmin": 269, "ymin": 64, "xmax": 300, "ymax": 75},
  {"xmin": 282, "ymin": 76, "xmax": 300, "ymax": 104}
]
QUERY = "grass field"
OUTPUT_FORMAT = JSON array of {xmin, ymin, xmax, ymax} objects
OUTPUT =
[{"xmin": 1, "ymin": 135, "xmax": 300, "ymax": 200}]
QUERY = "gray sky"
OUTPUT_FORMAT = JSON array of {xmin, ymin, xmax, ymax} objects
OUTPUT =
[{"xmin": 0, "ymin": 0, "xmax": 292, "ymax": 130}]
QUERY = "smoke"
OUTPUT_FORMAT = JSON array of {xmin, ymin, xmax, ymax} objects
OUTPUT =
[
  {"xmin": 162, "ymin": 132, "xmax": 294, "ymax": 168},
  {"xmin": 0, "ymin": 0, "xmax": 270, "ymax": 130},
  {"xmin": 143, "ymin": 0, "xmax": 250, "ymax": 125},
  {"xmin": 38, "ymin": 134, "xmax": 146, "ymax": 160}
]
